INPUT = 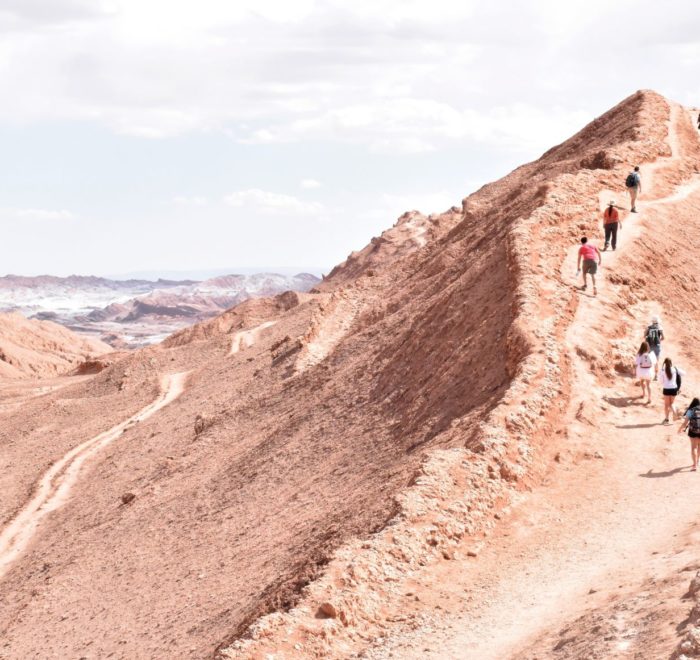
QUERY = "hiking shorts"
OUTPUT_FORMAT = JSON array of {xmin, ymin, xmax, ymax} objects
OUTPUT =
[
  {"xmin": 582, "ymin": 259, "xmax": 597, "ymax": 275},
  {"xmin": 650, "ymin": 344, "xmax": 661, "ymax": 358},
  {"xmin": 663, "ymin": 388, "xmax": 679, "ymax": 396}
]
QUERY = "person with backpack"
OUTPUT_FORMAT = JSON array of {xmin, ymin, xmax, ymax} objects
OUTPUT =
[
  {"xmin": 645, "ymin": 315, "xmax": 664, "ymax": 378},
  {"xmin": 625, "ymin": 166, "xmax": 642, "ymax": 213},
  {"xmin": 576, "ymin": 236, "xmax": 602, "ymax": 295},
  {"xmin": 634, "ymin": 340, "xmax": 657, "ymax": 403},
  {"xmin": 602, "ymin": 200, "xmax": 623, "ymax": 251},
  {"xmin": 660, "ymin": 357, "xmax": 683, "ymax": 425},
  {"xmin": 678, "ymin": 398, "xmax": 700, "ymax": 471}
]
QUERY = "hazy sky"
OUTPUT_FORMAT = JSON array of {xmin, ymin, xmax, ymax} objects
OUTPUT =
[{"xmin": 2, "ymin": 0, "xmax": 699, "ymax": 277}]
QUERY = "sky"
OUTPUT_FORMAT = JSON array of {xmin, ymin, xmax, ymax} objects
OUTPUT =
[{"xmin": 1, "ymin": 0, "xmax": 699, "ymax": 278}]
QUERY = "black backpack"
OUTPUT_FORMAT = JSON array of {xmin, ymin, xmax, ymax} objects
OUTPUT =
[
  {"xmin": 689, "ymin": 408, "xmax": 700, "ymax": 435},
  {"xmin": 625, "ymin": 173, "xmax": 637, "ymax": 188},
  {"xmin": 646, "ymin": 325, "xmax": 661, "ymax": 347}
]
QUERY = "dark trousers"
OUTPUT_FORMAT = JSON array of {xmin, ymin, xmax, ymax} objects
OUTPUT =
[{"xmin": 604, "ymin": 222, "xmax": 619, "ymax": 250}]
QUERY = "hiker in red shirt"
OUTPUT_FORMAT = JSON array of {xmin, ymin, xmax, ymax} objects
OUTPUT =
[
  {"xmin": 576, "ymin": 236, "xmax": 602, "ymax": 295},
  {"xmin": 603, "ymin": 200, "xmax": 623, "ymax": 251}
]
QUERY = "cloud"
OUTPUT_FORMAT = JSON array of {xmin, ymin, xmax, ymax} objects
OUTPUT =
[
  {"xmin": 300, "ymin": 178, "xmax": 321, "ymax": 189},
  {"xmin": 0, "ymin": 0, "xmax": 677, "ymax": 153},
  {"xmin": 0, "ymin": 0, "xmax": 113, "ymax": 30},
  {"xmin": 362, "ymin": 191, "xmax": 459, "ymax": 222},
  {"xmin": 245, "ymin": 99, "xmax": 591, "ymax": 154},
  {"xmin": 223, "ymin": 189, "xmax": 324, "ymax": 215},
  {"xmin": 2, "ymin": 208, "xmax": 76, "ymax": 221}
]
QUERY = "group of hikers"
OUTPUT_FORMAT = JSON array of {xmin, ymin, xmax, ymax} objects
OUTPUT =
[
  {"xmin": 575, "ymin": 165, "xmax": 640, "ymax": 295},
  {"xmin": 634, "ymin": 318, "xmax": 700, "ymax": 469},
  {"xmin": 574, "ymin": 165, "xmax": 700, "ymax": 470}
]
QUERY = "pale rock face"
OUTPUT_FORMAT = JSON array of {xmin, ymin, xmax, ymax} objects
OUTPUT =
[{"xmin": 0, "ymin": 272, "xmax": 319, "ymax": 347}]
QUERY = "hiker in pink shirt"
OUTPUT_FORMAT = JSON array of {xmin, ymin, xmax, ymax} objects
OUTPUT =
[{"xmin": 576, "ymin": 236, "xmax": 602, "ymax": 295}]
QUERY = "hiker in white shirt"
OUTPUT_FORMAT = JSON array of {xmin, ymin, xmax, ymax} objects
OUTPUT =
[
  {"xmin": 660, "ymin": 357, "xmax": 683, "ymax": 425},
  {"xmin": 634, "ymin": 341, "xmax": 657, "ymax": 404}
]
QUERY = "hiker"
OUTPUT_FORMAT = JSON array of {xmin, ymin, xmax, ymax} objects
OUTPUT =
[
  {"xmin": 576, "ymin": 237, "xmax": 602, "ymax": 295},
  {"xmin": 645, "ymin": 315, "xmax": 664, "ymax": 378},
  {"xmin": 678, "ymin": 397, "xmax": 700, "ymax": 471},
  {"xmin": 697, "ymin": 112, "xmax": 700, "ymax": 130},
  {"xmin": 625, "ymin": 166, "xmax": 642, "ymax": 213},
  {"xmin": 660, "ymin": 357, "xmax": 683, "ymax": 424},
  {"xmin": 603, "ymin": 200, "xmax": 622, "ymax": 251},
  {"xmin": 634, "ymin": 340, "xmax": 656, "ymax": 403}
]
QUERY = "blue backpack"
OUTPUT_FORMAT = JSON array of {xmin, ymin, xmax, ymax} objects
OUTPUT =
[{"xmin": 625, "ymin": 172, "xmax": 638, "ymax": 188}]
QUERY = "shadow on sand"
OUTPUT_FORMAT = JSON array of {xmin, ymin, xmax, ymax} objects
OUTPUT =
[
  {"xmin": 639, "ymin": 466, "xmax": 694, "ymax": 479},
  {"xmin": 604, "ymin": 395, "xmax": 647, "ymax": 408}
]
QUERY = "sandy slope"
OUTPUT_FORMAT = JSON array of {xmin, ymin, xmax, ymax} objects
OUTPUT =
[
  {"xmin": 0, "ymin": 311, "xmax": 110, "ymax": 378},
  {"xmin": 0, "ymin": 372, "xmax": 187, "ymax": 581}
]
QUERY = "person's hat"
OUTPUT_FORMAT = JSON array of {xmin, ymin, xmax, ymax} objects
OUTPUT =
[
  {"xmin": 651, "ymin": 315, "xmax": 659, "ymax": 323},
  {"xmin": 609, "ymin": 200, "xmax": 616, "ymax": 205}
]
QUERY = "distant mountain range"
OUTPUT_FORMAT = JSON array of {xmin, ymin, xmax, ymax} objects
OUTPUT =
[{"xmin": 0, "ymin": 272, "xmax": 320, "ymax": 347}]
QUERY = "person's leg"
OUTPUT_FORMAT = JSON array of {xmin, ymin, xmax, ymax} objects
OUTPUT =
[
  {"xmin": 664, "ymin": 395, "xmax": 671, "ymax": 422},
  {"xmin": 630, "ymin": 187, "xmax": 638, "ymax": 211},
  {"xmin": 611, "ymin": 223, "xmax": 618, "ymax": 250},
  {"xmin": 646, "ymin": 379, "xmax": 652, "ymax": 403},
  {"xmin": 604, "ymin": 224, "xmax": 612, "ymax": 249},
  {"xmin": 591, "ymin": 273, "xmax": 597, "ymax": 295},
  {"xmin": 691, "ymin": 439, "xmax": 696, "ymax": 468},
  {"xmin": 653, "ymin": 345, "xmax": 660, "ymax": 379}
]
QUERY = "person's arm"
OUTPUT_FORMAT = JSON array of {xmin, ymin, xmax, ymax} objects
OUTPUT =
[
  {"xmin": 660, "ymin": 329, "xmax": 665, "ymax": 340},
  {"xmin": 597, "ymin": 247, "xmax": 602, "ymax": 265},
  {"xmin": 577, "ymin": 250, "xmax": 582, "ymax": 271},
  {"xmin": 638, "ymin": 175, "xmax": 642, "ymax": 194},
  {"xmin": 679, "ymin": 417, "xmax": 689, "ymax": 434}
]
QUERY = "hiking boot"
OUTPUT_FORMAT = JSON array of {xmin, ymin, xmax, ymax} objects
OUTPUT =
[
  {"xmin": 662, "ymin": 418, "xmax": 670, "ymax": 425},
  {"xmin": 631, "ymin": 207, "xmax": 638, "ymax": 213}
]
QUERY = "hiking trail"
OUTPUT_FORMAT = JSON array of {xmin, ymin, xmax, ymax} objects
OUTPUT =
[
  {"xmin": 0, "ymin": 371, "xmax": 188, "ymax": 580},
  {"xmin": 229, "ymin": 321, "xmax": 277, "ymax": 356},
  {"xmin": 361, "ymin": 102, "xmax": 700, "ymax": 659}
]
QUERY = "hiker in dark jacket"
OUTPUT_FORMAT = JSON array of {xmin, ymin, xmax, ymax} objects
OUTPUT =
[
  {"xmin": 679, "ymin": 397, "xmax": 700, "ymax": 471},
  {"xmin": 625, "ymin": 166, "xmax": 642, "ymax": 212},
  {"xmin": 645, "ymin": 315, "xmax": 664, "ymax": 379}
]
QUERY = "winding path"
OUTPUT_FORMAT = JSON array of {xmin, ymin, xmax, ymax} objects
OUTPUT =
[
  {"xmin": 0, "ymin": 371, "xmax": 188, "ymax": 580},
  {"xmin": 229, "ymin": 321, "xmax": 277, "ymax": 356}
]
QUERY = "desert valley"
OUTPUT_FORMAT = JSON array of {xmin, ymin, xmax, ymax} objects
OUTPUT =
[{"xmin": 3, "ymin": 90, "xmax": 700, "ymax": 659}]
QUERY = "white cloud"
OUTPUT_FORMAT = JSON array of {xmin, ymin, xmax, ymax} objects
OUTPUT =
[
  {"xmin": 300, "ymin": 178, "xmax": 321, "ymax": 189},
  {"xmin": 362, "ymin": 191, "xmax": 458, "ymax": 222},
  {"xmin": 0, "ymin": 0, "xmax": 671, "ymax": 153},
  {"xmin": 223, "ymin": 189, "xmax": 324, "ymax": 216},
  {"xmin": 2, "ymin": 208, "xmax": 76, "ymax": 221}
]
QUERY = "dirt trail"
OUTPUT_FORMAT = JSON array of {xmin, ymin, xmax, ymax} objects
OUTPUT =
[
  {"xmin": 229, "ymin": 321, "xmax": 277, "ymax": 355},
  {"xmin": 0, "ymin": 371, "xmax": 188, "ymax": 581},
  {"xmin": 364, "ymin": 104, "xmax": 700, "ymax": 659},
  {"xmin": 295, "ymin": 291, "xmax": 362, "ymax": 373}
]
